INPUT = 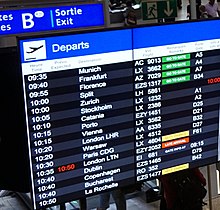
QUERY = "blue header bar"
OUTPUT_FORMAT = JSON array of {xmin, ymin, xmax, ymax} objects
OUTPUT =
[
  {"xmin": 19, "ymin": 29, "xmax": 132, "ymax": 62},
  {"xmin": 0, "ymin": 3, "xmax": 104, "ymax": 36},
  {"xmin": 19, "ymin": 19, "xmax": 220, "ymax": 63},
  {"xmin": 133, "ymin": 20, "xmax": 220, "ymax": 48}
]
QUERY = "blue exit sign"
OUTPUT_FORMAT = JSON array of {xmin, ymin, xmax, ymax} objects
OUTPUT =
[{"xmin": 0, "ymin": 3, "xmax": 104, "ymax": 36}]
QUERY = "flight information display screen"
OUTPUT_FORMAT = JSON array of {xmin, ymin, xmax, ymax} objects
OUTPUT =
[{"xmin": 18, "ymin": 20, "xmax": 220, "ymax": 210}]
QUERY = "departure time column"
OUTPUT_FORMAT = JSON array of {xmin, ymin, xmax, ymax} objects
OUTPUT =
[{"xmin": 25, "ymin": 72, "xmax": 57, "ymax": 208}]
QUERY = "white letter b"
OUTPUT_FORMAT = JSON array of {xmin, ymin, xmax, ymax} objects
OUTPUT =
[{"xmin": 22, "ymin": 13, "xmax": 34, "ymax": 29}]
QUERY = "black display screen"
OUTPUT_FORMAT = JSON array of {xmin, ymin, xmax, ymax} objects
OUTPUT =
[
  {"xmin": 0, "ymin": 46, "xmax": 30, "ymax": 192},
  {"xmin": 18, "ymin": 19, "xmax": 220, "ymax": 209}
]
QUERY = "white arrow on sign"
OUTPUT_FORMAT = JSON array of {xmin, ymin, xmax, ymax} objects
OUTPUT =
[{"xmin": 164, "ymin": 1, "xmax": 173, "ymax": 16}]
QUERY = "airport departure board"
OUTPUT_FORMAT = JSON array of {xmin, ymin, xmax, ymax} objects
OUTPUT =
[{"xmin": 18, "ymin": 20, "xmax": 220, "ymax": 210}]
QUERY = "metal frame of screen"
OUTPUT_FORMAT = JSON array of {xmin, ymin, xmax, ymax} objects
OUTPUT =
[{"xmin": 17, "ymin": 19, "xmax": 220, "ymax": 209}]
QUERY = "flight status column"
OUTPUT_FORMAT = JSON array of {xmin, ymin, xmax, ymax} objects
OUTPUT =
[
  {"xmin": 133, "ymin": 26, "xmax": 220, "ymax": 181},
  {"xmin": 19, "ymin": 29, "xmax": 135, "ymax": 210}
]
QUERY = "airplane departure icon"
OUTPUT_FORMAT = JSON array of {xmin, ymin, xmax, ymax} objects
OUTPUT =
[{"xmin": 26, "ymin": 45, "xmax": 43, "ymax": 53}]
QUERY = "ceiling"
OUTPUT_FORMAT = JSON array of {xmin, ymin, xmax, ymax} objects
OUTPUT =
[{"xmin": 0, "ymin": 0, "xmax": 98, "ymax": 7}]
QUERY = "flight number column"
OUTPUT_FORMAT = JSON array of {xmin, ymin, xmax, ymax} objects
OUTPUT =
[{"xmin": 134, "ymin": 58, "xmax": 162, "ymax": 182}]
